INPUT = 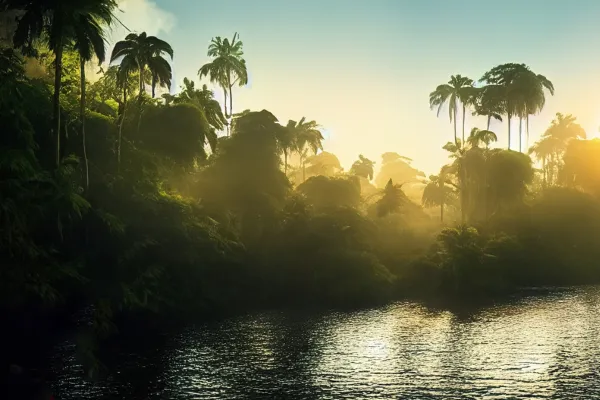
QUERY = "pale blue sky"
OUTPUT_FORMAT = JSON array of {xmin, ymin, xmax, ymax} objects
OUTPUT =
[{"xmin": 111, "ymin": 0, "xmax": 600, "ymax": 176}]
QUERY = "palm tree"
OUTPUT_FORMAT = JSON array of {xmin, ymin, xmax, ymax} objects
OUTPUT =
[
  {"xmin": 480, "ymin": 63, "xmax": 553, "ymax": 152},
  {"xmin": 543, "ymin": 112, "xmax": 585, "ymax": 142},
  {"xmin": 114, "ymin": 55, "xmax": 137, "ymax": 166},
  {"xmin": 466, "ymin": 127, "xmax": 498, "ymax": 149},
  {"xmin": 197, "ymin": 55, "xmax": 228, "ymax": 119},
  {"xmin": 350, "ymin": 155, "xmax": 375, "ymax": 180},
  {"xmin": 522, "ymin": 72, "xmax": 554, "ymax": 150},
  {"xmin": 289, "ymin": 117, "xmax": 324, "ymax": 182},
  {"xmin": 529, "ymin": 135, "xmax": 559, "ymax": 187},
  {"xmin": 110, "ymin": 32, "xmax": 172, "ymax": 150},
  {"xmin": 429, "ymin": 75, "xmax": 476, "ymax": 144},
  {"xmin": 6, "ymin": 0, "xmax": 118, "ymax": 166},
  {"xmin": 480, "ymin": 63, "xmax": 529, "ymax": 150},
  {"xmin": 176, "ymin": 77, "xmax": 227, "ymax": 131},
  {"xmin": 530, "ymin": 113, "xmax": 586, "ymax": 186},
  {"xmin": 512, "ymin": 70, "xmax": 554, "ymax": 152},
  {"xmin": 375, "ymin": 179, "xmax": 408, "ymax": 218},
  {"xmin": 72, "ymin": 3, "xmax": 115, "ymax": 190},
  {"xmin": 279, "ymin": 120, "xmax": 298, "ymax": 175},
  {"xmin": 466, "ymin": 128, "xmax": 497, "ymax": 221},
  {"xmin": 422, "ymin": 166, "xmax": 454, "ymax": 223},
  {"xmin": 198, "ymin": 32, "xmax": 248, "ymax": 134},
  {"xmin": 110, "ymin": 32, "xmax": 173, "ymax": 99}
]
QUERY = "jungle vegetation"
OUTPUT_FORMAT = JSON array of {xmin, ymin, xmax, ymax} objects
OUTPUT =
[{"xmin": 2, "ymin": 0, "xmax": 600, "ymax": 379}]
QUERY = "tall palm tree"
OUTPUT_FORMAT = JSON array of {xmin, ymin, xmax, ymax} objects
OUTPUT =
[
  {"xmin": 198, "ymin": 32, "xmax": 248, "ymax": 134},
  {"xmin": 110, "ymin": 32, "xmax": 173, "ymax": 99},
  {"xmin": 72, "ymin": 3, "xmax": 115, "ymax": 190},
  {"xmin": 114, "ymin": 55, "xmax": 137, "ymax": 166},
  {"xmin": 458, "ymin": 83, "xmax": 478, "ymax": 143},
  {"xmin": 480, "ymin": 63, "xmax": 553, "ymax": 152},
  {"xmin": 480, "ymin": 63, "xmax": 529, "ymax": 150},
  {"xmin": 289, "ymin": 117, "xmax": 324, "ymax": 182},
  {"xmin": 110, "ymin": 32, "xmax": 172, "ymax": 149},
  {"xmin": 429, "ymin": 75, "xmax": 476, "ymax": 144},
  {"xmin": 6, "ymin": 0, "xmax": 118, "ymax": 166},
  {"xmin": 513, "ymin": 70, "xmax": 555, "ymax": 152},
  {"xmin": 523, "ymin": 74, "xmax": 554, "ymax": 150}
]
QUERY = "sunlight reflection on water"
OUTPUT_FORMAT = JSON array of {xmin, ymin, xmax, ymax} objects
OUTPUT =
[{"xmin": 48, "ymin": 287, "xmax": 600, "ymax": 399}]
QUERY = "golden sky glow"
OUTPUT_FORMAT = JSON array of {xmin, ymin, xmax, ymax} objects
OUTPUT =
[{"xmin": 110, "ymin": 0, "xmax": 600, "ymax": 178}]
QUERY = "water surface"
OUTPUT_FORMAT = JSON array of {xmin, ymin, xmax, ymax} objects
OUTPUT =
[{"xmin": 48, "ymin": 287, "xmax": 600, "ymax": 399}]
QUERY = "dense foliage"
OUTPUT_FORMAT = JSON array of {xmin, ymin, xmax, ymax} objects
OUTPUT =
[{"xmin": 3, "ymin": 3, "xmax": 600, "ymax": 382}]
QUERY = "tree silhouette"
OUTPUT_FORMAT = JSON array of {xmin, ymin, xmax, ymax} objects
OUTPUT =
[
  {"xmin": 110, "ymin": 32, "xmax": 173, "ymax": 99},
  {"xmin": 6, "ymin": 0, "xmax": 118, "ymax": 166},
  {"xmin": 198, "ymin": 32, "xmax": 247, "ymax": 134},
  {"xmin": 480, "ymin": 63, "xmax": 553, "ymax": 151},
  {"xmin": 430, "ymin": 75, "xmax": 477, "ymax": 144},
  {"xmin": 350, "ymin": 154, "xmax": 375, "ymax": 180}
]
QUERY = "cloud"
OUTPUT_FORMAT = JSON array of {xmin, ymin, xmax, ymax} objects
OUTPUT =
[
  {"xmin": 88, "ymin": 0, "xmax": 175, "ymax": 80},
  {"xmin": 107, "ymin": 0, "xmax": 176, "ymax": 45}
]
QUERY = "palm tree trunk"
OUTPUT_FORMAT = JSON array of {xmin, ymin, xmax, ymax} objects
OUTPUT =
[
  {"xmin": 507, "ymin": 113, "xmax": 512, "ymax": 151},
  {"xmin": 486, "ymin": 115, "xmax": 491, "ymax": 130},
  {"xmin": 439, "ymin": 180, "xmax": 444, "ymax": 223},
  {"xmin": 137, "ymin": 65, "xmax": 144, "ymax": 137},
  {"xmin": 138, "ymin": 63, "xmax": 144, "ymax": 97},
  {"xmin": 462, "ymin": 104, "xmax": 466, "ymax": 143},
  {"xmin": 223, "ymin": 88, "xmax": 229, "ymax": 118},
  {"xmin": 453, "ymin": 106, "xmax": 458, "ymax": 145},
  {"xmin": 223, "ymin": 88, "xmax": 230, "ymax": 136},
  {"xmin": 151, "ymin": 74, "xmax": 156, "ymax": 98},
  {"xmin": 53, "ymin": 41, "xmax": 64, "ymax": 167},
  {"xmin": 483, "ymin": 159, "xmax": 488, "ymax": 221},
  {"xmin": 229, "ymin": 84, "xmax": 234, "ymax": 121},
  {"xmin": 284, "ymin": 149, "xmax": 288, "ymax": 175},
  {"xmin": 526, "ymin": 115, "xmax": 530, "ymax": 150},
  {"xmin": 80, "ymin": 57, "xmax": 89, "ymax": 191},
  {"xmin": 519, "ymin": 117, "xmax": 523, "ymax": 152},
  {"xmin": 460, "ymin": 166, "xmax": 467, "ymax": 224},
  {"xmin": 118, "ymin": 85, "xmax": 127, "ymax": 169}
]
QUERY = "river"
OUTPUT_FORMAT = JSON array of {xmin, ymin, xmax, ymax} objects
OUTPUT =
[{"xmin": 46, "ymin": 286, "xmax": 600, "ymax": 399}]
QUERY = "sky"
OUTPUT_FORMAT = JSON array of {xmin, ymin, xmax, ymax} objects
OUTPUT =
[{"xmin": 107, "ymin": 0, "xmax": 600, "ymax": 176}]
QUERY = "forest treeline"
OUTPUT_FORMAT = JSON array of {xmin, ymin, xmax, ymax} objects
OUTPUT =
[{"xmin": 2, "ymin": 0, "xmax": 600, "ymax": 377}]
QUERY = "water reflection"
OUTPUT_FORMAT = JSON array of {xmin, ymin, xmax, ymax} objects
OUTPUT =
[{"xmin": 49, "ymin": 287, "xmax": 600, "ymax": 399}]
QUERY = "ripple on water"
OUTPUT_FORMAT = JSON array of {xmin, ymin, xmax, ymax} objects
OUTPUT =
[{"xmin": 48, "ymin": 286, "xmax": 600, "ymax": 399}]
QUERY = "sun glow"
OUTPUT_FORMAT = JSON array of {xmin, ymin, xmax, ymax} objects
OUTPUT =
[{"xmin": 587, "ymin": 123, "xmax": 600, "ymax": 139}]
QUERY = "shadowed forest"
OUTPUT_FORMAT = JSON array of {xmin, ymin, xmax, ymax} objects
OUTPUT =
[{"xmin": 2, "ymin": 0, "xmax": 600, "ymax": 383}]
